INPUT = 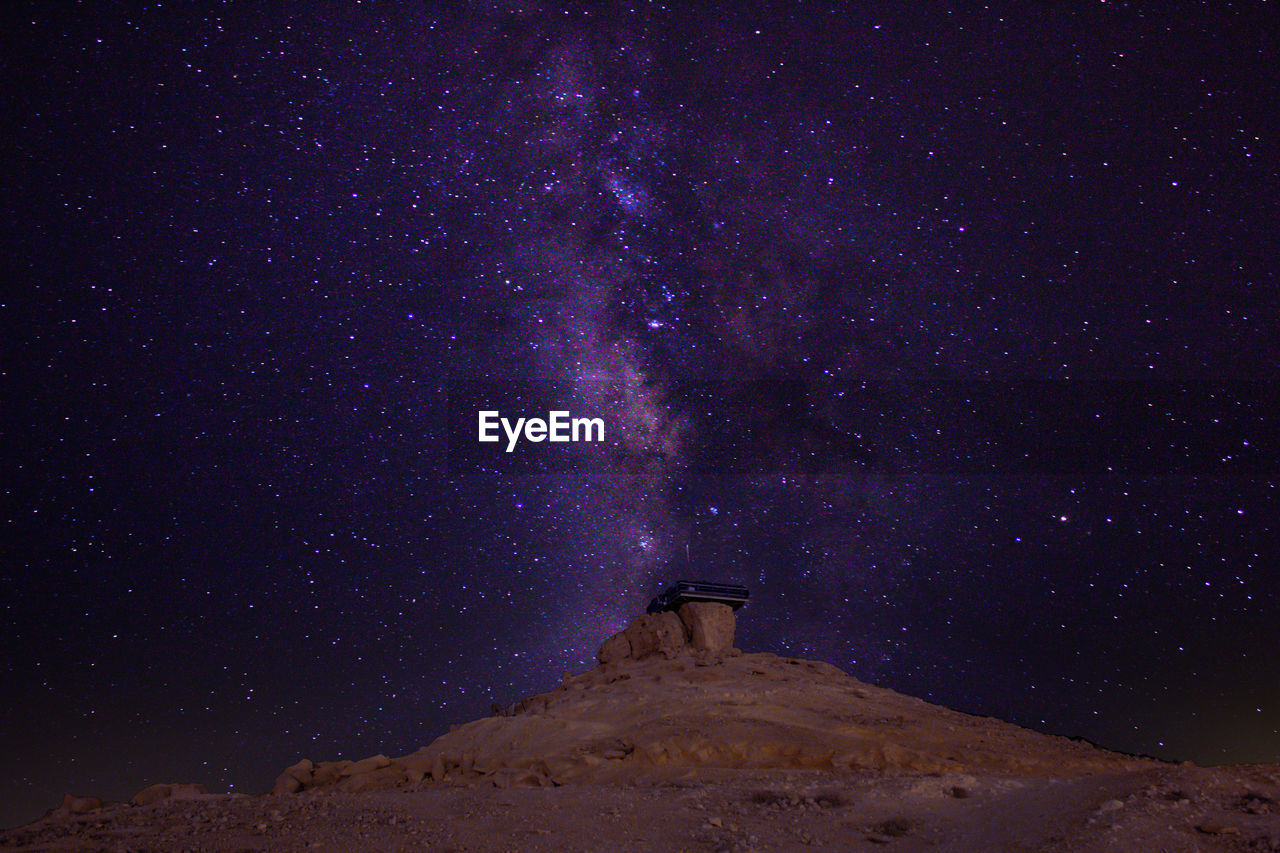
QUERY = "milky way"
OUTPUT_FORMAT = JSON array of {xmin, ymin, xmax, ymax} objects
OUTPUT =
[{"xmin": 5, "ymin": 0, "xmax": 1278, "ymax": 829}]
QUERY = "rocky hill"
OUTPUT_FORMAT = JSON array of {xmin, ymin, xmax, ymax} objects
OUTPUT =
[
  {"xmin": 273, "ymin": 602, "xmax": 1147, "ymax": 797},
  {"xmin": 6, "ymin": 602, "xmax": 1280, "ymax": 851}
]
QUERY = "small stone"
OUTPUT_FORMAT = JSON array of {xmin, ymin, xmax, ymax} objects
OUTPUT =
[{"xmin": 1196, "ymin": 823, "xmax": 1240, "ymax": 836}]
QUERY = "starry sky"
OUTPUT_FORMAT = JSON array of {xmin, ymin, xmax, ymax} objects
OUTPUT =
[{"xmin": 4, "ymin": 0, "xmax": 1278, "ymax": 830}]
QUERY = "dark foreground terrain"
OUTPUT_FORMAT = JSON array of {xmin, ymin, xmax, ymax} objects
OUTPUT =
[
  {"xmin": 10, "ymin": 607, "xmax": 1277, "ymax": 851},
  {"xmin": 6, "ymin": 763, "xmax": 1280, "ymax": 852}
]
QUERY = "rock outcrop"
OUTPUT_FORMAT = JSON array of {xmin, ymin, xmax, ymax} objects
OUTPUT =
[
  {"xmin": 678, "ymin": 601, "xmax": 736, "ymax": 655},
  {"xmin": 597, "ymin": 601, "xmax": 738, "ymax": 665}
]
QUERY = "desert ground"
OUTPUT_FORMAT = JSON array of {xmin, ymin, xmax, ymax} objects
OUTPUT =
[{"xmin": 7, "ymin": 604, "xmax": 1278, "ymax": 851}]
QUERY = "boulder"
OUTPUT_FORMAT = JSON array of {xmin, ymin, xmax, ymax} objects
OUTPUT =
[
  {"xmin": 309, "ymin": 761, "xmax": 352, "ymax": 787},
  {"xmin": 270, "ymin": 773, "xmax": 302, "ymax": 795},
  {"xmin": 283, "ymin": 758, "xmax": 314, "ymax": 782},
  {"xmin": 677, "ymin": 601, "xmax": 736, "ymax": 655},
  {"xmin": 597, "ymin": 631, "xmax": 632, "ymax": 664},
  {"xmin": 271, "ymin": 758, "xmax": 315, "ymax": 794},
  {"xmin": 622, "ymin": 611, "xmax": 687, "ymax": 660}
]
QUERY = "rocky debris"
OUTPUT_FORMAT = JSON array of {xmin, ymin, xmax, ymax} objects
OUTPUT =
[
  {"xmin": 130, "ymin": 782, "xmax": 209, "ymax": 806},
  {"xmin": 598, "ymin": 601, "xmax": 738, "ymax": 665}
]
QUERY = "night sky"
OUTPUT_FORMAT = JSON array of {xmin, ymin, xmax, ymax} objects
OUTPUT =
[{"xmin": 5, "ymin": 0, "xmax": 1278, "ymax": 830}]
